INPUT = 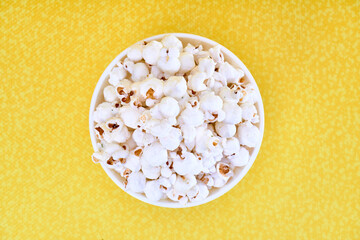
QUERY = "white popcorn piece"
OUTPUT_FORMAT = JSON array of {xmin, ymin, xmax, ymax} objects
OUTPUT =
[
  {"xmin": 158, "ymin": 97, "xmax": 180, "ymax": 118},
  {"xmin": 143, "ymin": 40, "xmax": 163, "ymax": 65},
  {"xmin": 158, "ymin": 177, "xmax": 172, "ymax": 193},
  {"xmin": 173, "ymin": 151, "xmax": 202, "ymax": 175},
  {"xmin": 194, "ymin": 51, "xmax": 210, "ymax": 65},
  {"xmin": 198, "ymin": 57, "xmax": 216, "ymax": 78},
  {"xmin": 161, "ymin": 35, "xmax": 183, "ymax": 51},
  {"xmin": 188, "ymin": 71, "xmax": 207, "ymax": 92},
  {"xmin": 163, "ymin": 76, "xmax": 187, "ymax": 99},
  {"xmin": 127, "ymin": 171, "xmax": 146, "ymax": 193},
  {"xmin": 211, "ymin": 172, "xmax": 227, "ymax": 188},
  {"xmin": 218, "ymin": 62, "xmax": 244, "ymax": 83},
  {"xmin": 237, "ymin": 121, "xmax": 260, "ymax": 148},
  {"xmin": 131, "ymin": 62, "xmax": 149, "ymax": 82},
  {"xmin": 123, "ymin": 58, "xmax": 135, "ymax": 74},
  {"xmin": 173, "ymin": 174, "xmax": 197, "ymax": 194},
  {"xmin": 157, "ymin": 56, "xmax": 181, "ymax": 75},
  {"xmin": 102, "ymin": 143, "xmax": 122, "ymax": 155},
  {"xmin": 144, "ymin": 180, "xmax": 164, "ymax": 201},
  {"xmin": 132, "ymin": 128, "xmax": 155, "ymax": 147},
  {"xmin": 150, "ymin": 65, "xmax": 164, "ymax": 79},
  {"xmin": 92, "ymin": 151, "xmax": 111, "ymax": 164},
  {"xmin": 111, "ymin": 125, "xmax": 131, "ymax": 143},
  {"xmin": 184, "ymin": 43, "xmax": 202, "ymax": 55},
  {"xmin": 145, "ymin": 119, "xmax": 172, "ymax": 138},
  {"xmin": 139, "ymin": 77, "xmax": 164, "ymax": 104},
  {"xmin": 179, "ymin": 106, "xmax": 204, "ymax": 127},
  {"xmin": 160, "ymin": 164, "xmax": 173, "ymax": 178},
  {"xmin": 219, "ymin": 86, "xmax": 242, "ymax": 103},
  {"xmin": 221, "ymin": 101, "xmax": 242, "ymax": 124},
  {"xmin": 112, "ymin": 146, "xmax": 129, "ymax": 162},
  {"xmin": 178, "ymin": 52, "xmax": 195, "ymax": 74},
  {"xmin": 215, "ymin": 122, "xmax": 236, "ymax": 138},
  {"xmin": 216, "ymin": 162, "xmax": 233, "ymax": 180},
  {"xmin": 209, "ymin": 45, "xmax": 224, "ymax": 64},
  {"xmin": 141, "ymin": 163, "xmax": 161, "ymax": 180},
  {"xmin": 127, "ymin": 43, "xmax": 143, "ymax": 62},
  {"xmin": 187, "ymin": 182, "xmax": 209, "ymax": 202},
  {"xmin": 159, "ymin": 127, "xmax": 182, "ymax": 151},
  {"xmin": 228, "ymin": 147, "xmax": 249, "ymax": 167},
  {"xmin": 241, "ymin": 103, "xmax": 259, "ymax": 123},
  {"xmin": 93, "ymin": 102, "xmax": 117, "ymax": 123},
  {"xmin": 118, "ymin": 105, "xmax": 141, "ymax": 129},
  {"xmin": 199, "ymin": 91, "xmax": 223, "ymax": 113},
  {"xmin": 141, "ymin": 141, "xmax": 168, "ymax": 167},
  {"xmin": 109, "ymin": 64, "xmax": 127, "ymax": 86},
  {"xmin": 222, "ymin": 137, "xmax": 240, "ymax": 156},
  {"xmin": 181, "ymin": 124, "xmax": 196, "ymax": 150},
  {"xmin": 103, "ymin": 85, "xmax": 118, "ymax": 102},
  {"xmin": 169, "ymin": 173, "xmax": 177, "ymax": 185}
]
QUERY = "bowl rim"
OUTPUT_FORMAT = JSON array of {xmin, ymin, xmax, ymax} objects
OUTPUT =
[{"xmin": 89, "ymin": 33, "xmax": 265, "ymax": 208}]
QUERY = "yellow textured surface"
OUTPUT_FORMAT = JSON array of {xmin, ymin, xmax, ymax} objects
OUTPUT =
[{"xmin": 1, "ymin": 0, "xmax": 359, "ymax": 239}]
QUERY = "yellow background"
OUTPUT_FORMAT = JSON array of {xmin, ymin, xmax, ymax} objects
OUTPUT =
[{"xmin": 1, "ymin": 0, "xmax": 359, "ymax": 239}]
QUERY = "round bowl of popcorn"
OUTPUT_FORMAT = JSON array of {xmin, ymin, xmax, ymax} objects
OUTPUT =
[{"xmin": 89, "ymin": 33, "xmax": 264, "ymax": 208}]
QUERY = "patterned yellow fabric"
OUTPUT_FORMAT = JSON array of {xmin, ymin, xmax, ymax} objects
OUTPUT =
[{"xmin": 1, "ymin": 0, "xmax": 359, "ymax": 239}]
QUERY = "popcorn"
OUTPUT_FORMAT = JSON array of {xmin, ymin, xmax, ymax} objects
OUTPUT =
[
  {"xmin": 103, "ymin": 86, "xmax": 117, "ymax": 102},
  {"xmin": 143, "ymin": 40, "xmax": 163, "ymax": 65},
  {"xmin": 111, "ymin": 125, "xmax": 130, "ymax": 143},
  {"xmin": 178, "ymin": 52, "xmax": 195, "ymax": 74},
  {"xmin": 150, "ymin": 65, "xmax": 164, "ymax": 79},
  {"xmin": 144, "ymin": 180, "xmax": 164, "ymax": 201},
  {"xmin": 132, "ymin": 128, "xmax": 155, "ymax": 146},
  {"xmin": 241, "ymin": 103, "xmax": 259, "ymax": 123},
  {"xmin": 139, "ymin": 77, "xmax": 164, "ymax": 105},
  {"xmin": 158, "ymin": 97, "xmax": 180, "ymax": 118},
  {"xmin": 198, "ymin": 57, "xmax": 216, "ymax": 78},
  {"xmin": 216, "ymin": 162, "xmax": 233, "ymax": 180},
  {"xmin": 222, "ymin": 137, "xmax": 240, "ymax": 156},
  {"xmin": 93, "ymin": 102, "xmax": 117, "ymax": 123},
  {"xmin": 157, "ymin": 56, "xmax": 181, "ymax": 76},
  {"xmin": 215, "ymin": 122, "xmax": 236, "ymax": 138},
  {"xmin": 127, "ymin": 43, "xmax": 143, "ymax": 62},
  {"xmin": 160, "ymin": 164, "xmax": 173, "ymax": 178},
  {"xmin": 123, "ymin": 58, "xmax": 135, "ymax": 74},
  {"xmin": 179, "ymin": 106, "xmax": 204, "ymax": 127},
  {"xmin": 199, "ymin": 92, "xmax": 223, "ymax": 113},
  {"xmin": 237, "ymin": 121, "xmax": 260, "ymax": 148},
  {"xmin": 187, "ymin": 182, "xmax": 209, "ymax": 202},
  {"xmin": 228, "ymin": 147, "xmax": 249, "ymax": 167},
  {"xmin": 118, "ymin": 105, "xmax": 141, "ymax": 129},
  {"xmin": 159, "ymin": 127, "xmax": 182, "ymax": 151},
  {"xmin": 126, "ymin": 171, "xmax": 146, "ymax": 193},
  {"xmin": 92, "ymin": 34, "xmax": 262, "ymax": 204},
  {"xmin": 181, "ymin": 124, "xmax": 196, "ymax": 150},
  {"xmin": 163, "ymin": 76, "xmax": 187, "ymax": 99},
  {"xmin": 141, "ymin": 163, "xmax": 161, "ymax": 179},
  {"xmin": 222, "ymin": 101, "xmax": 242, "ymax": 125},
  {"xmin": 92, "ymin": 151, "xmax": 111, "ymax": 163},
  {"xmin": 109, "ymin": 64, "xmax": 127, "ymax": 86},
  {"xmin": 173, "ymin": 174, "xmax": 197, "ymax": 194},
  {"xmin": 188, "ymin": 71, "xmax": 207, "ymax": 92},
  {"xmin": 219, "ymin": 86, "xmax": 242, "ymax": 103},
  {"xmin": 184, "ymin": 43, "xmax": 202, "ymax": 55},
  {"xmin": 141, "ymin": 141, "xmax": 168, "ymax": 166},
  {"xmin": 173, "ymin": 151, "xmax": 202, "ymax": 175},
  {"xmin": 218, "ymin": 62, "xmax": 244, "ymax": 83},
  {"xmin": 131, "ymin": 62, "xmax": 149, "ymax": 82},
  {"xmin": 161, "ymin": 35, "xmax": 183, "ymax": 51},
  {"xmin": 209, "ymin": 45, "xmax": 224, "ymax": 64}
]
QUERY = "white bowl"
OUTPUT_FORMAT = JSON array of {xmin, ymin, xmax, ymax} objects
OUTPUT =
[{"xmin": 89, "ymin": 33, "xmax": 265, "ymax": 208}]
